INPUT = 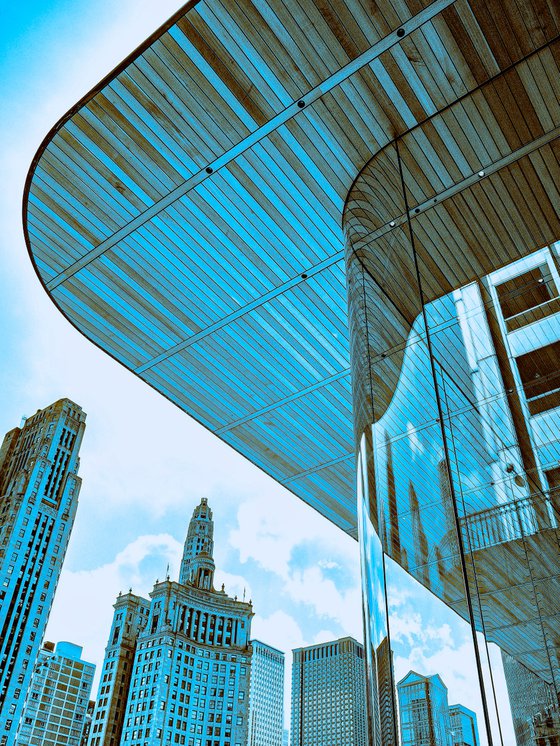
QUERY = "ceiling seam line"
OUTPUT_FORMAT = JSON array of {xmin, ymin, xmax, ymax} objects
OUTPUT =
[
  {"xmin": 215, "ymin": 368, "xmax": 352, "ymax": 434},
  {"xmin": 352, "ymin": 125, "xmax": 560, "ymax": 253},
  {"xmin": 282, "ymin": 453, "xmax": 354, "ymax": 484},
  {"xmin": 134, "ymin": 254, "xmax": 346, "ymax": 372},
  {"xmin": 134, "ymin": 128, "xmax": 560, "ymax": 374}
]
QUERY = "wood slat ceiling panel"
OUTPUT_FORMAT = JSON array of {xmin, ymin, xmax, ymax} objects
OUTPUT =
[
  {"xmin": 224, "ymin": 402, "xmax": 353, "ymax": 480},
  {"xmin": 53, "ymin": 284, "xmax": 152, "ymax": 371},
  {"xmin": 53, "ymin": 270, "xmax": 177, "ymax": 363},
  {"xmin": 284, "ymin": 459, "xmax": 357, "ymax": 532},
  {"xmin": 142, "ymin": 270, "xmax": 349, "ymax": 421},
  {"xmin": 216, "ymin": 145, "xmax": 343, "ymax": 262},
  {"xmin": 25, "ymin": 0, "xmax": 560, "ymax": 538}
]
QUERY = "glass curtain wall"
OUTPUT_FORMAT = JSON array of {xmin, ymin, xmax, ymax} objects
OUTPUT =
[{"xmin": 345, "ymin": 139, "xmax": 560, "ymax": 746}]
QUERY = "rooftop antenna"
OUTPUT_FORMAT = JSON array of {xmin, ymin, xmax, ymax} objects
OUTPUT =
[
  {"xmin": 166, "ymin": 563, "xmax": 170, "ymax": 580},
  {"xmin": 243, "ymin": 587, "xmax": 246, "ymax": 602}
]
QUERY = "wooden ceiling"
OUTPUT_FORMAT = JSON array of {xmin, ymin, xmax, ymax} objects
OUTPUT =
[{"xmin": 24, "ymin": 0, "xmax": 560, "ymax": 537}]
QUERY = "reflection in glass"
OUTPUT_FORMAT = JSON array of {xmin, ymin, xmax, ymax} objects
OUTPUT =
[{"xmin": 346, "ymin": 133, "xmax": 560, "ymax": 745}]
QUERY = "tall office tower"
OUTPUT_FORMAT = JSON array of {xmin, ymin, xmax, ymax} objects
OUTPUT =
[
  {"xmin": 449, "ymin": 704, "xmax": 480, "ymax": 746},
  {"xmin": 291, "ymin": 637, "xmax": 367, "ymax": 746},
  {"xmin": 501, "ymin": 652, "xmax": 560, "ymax": 746},
  {"xmin": 89, "ymin": 498, "xmax": 254, "ymax": 746},
  {"xmin": 375, "ymin": 637, "xmax": 399, "ymax": 746},
  {"xmin": 0, "ymin": 398, "xmax": 86, "ymax": 741},
  {"xmin": 88, "ymin": 591, "xmax": 150, "ymax": 746},
  {"xmin": 397, "ymin": 671, "xmax": 451, "ymax": 746},
  {"xmin": 247, "ymin": 639, "xmax": 284, "ymax": 746},
  {"xmin": 16, "ymin": 640, "xmax": 95, "ymax": 746}
]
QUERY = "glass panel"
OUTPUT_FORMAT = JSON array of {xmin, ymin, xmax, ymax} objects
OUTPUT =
[{"xmin": 345, "ymin": 129, "xmax": 560, "ymax": 745}]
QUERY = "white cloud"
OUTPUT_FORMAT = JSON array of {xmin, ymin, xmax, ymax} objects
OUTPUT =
[
  {"xmin": 251, "ymin": 610, "xmax": 306, "ymax": 729},
  {"xmin": 229, "ymin": 494, "xmax": 363, "ymax": 638},
  {"xmin": 285, "ymin": 567, "xmax": 362, "ymax": 640},
  {"xmin": 214, "ymin": 569, "xmax": 252, "ymax": 602},
  {"xmin": 46, "ymin": 533, "xmax": 182, "ymax": 693},
  {"xmin": 407, "ymin": 421, "xmax": 425, "ymax": 456}
]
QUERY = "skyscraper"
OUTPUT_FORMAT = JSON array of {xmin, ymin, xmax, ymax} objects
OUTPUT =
[
  {"xmin": 247, "ymin": 640, "xmax": 284, "ymax": 746},
  {"xmin": 449, "ymin": 704, "xmax": 479, "ymax": 746},
  {"xmin": 89, "ymin": 498, "xmax": 254, "ymax": 746},
  {"xmin": 16, "ymin": 640, "xmax": 95, "ymax": 746},
  {"xmin": 0, "ymin": 398, "xmax": 86, "ymax": 741},
  {"xmin": 397, "ymin": 671, "xmax": 451, "ymax": 746},
  {"xmin": 291, "ymin": 637, "xmax": 366, "ymax": 746},
  {"xmin": 501, "ymin": 652, "xmax": 560, "ymax": 746},
  {"xmin": 87, "ymin": 591, "xmax": 151, "ymax": 746}
]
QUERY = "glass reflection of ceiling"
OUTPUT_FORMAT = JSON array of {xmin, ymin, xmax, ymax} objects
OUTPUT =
[{"xmin": 24, "ymin": 0, "xmax": 560, "ymax": 537}]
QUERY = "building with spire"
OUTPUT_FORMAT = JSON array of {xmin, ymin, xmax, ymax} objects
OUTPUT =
[
  {"xmin": 0, "ymin": 398, "xmax": 86, "ymax": 741},
  {"xmin": 88, "ymin": 498, "xmax": 253, "ymax": 746}
]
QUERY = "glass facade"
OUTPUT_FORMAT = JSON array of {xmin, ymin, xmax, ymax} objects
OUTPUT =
[{"xmin": 345, "ymin": 135, "xmax": 560, "ymax": 745}]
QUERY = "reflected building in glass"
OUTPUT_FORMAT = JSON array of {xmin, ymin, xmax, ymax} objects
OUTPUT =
[
  {"xmin": 397, "ymin": 671, "xmax": 451, "ymax": 746},
  {"xmin": 449, "ymin": 704, "xmax": 480, "ymax": 746},
  {"xmin": 23, "ymin": 1, "xmax": 560, "ymax": 743}
]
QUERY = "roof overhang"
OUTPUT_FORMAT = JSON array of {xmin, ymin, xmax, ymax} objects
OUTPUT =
[{"xmin": 24, "ymin": 0, "xmax": 560, "ymax": 537}]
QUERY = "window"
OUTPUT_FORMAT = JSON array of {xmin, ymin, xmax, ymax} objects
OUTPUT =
[
  {"xmin": 495, "ymin": 263, "xmax": 559, "ymax": 330},
  {"xmin": 516, "ymin": 341, "xmax": 560, "ymax": 415}
]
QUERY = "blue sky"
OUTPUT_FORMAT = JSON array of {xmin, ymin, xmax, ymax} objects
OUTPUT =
[
  {"xmin": 0, "ymin": 0, "xmax": 363, "ymax": 725},
  {"xmin": 0, "ymin": 1, "xmax": 514, "ymax": 738}
]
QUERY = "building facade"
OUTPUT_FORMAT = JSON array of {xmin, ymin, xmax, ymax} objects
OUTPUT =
[
  {"xmin": 89, "ymin": 498, "xmax": 253, "ymax": 746},
  {"xmin": 397, "ymin": 672, "xmax": 451, "ymax": 746},
  {"xmin": 88, "ymin": 592, "xmax": 151, "ymax": 746},
  {"xmin": 16, "ymin": 640, "xmax": 95, "ymax": 746},
  {"xmin": 81, "ymin": 700, "xmax": 95, "ymax": 745},
  {"xmin": 247, "ymin": 640, "xmax": 284, "ymax": 746},
  {"xmin": 501, "ymin": 652, "xmax": 560, "ymax": 746},
  {"xmin": 449, "ymin": 704, "xmax": 480, "ymax": 746},
  {"xmin": 291, "ymin": 637, "xmax": 366, "ymax": 746},
  {"xmin": 0, "ymin": 399, "xmax": 86, "ymax": 741}
]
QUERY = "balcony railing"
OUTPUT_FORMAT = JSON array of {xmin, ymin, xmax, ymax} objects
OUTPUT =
[{"xmin": 461, "ymin": 495, "xmax": 557, "ymax": 551}]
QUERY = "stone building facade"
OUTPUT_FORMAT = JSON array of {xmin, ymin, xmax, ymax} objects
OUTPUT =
[
  {"xmin": 0, "ymin": 399, "xmax": 86, "ymax": 741},
  {"xmin": 89, "ymin": 498, "xmax": 253, "ymax": 746}
]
